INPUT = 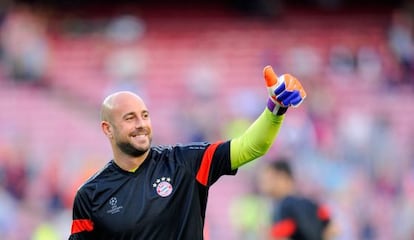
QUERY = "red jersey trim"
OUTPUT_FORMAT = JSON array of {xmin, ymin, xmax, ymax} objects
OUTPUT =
[
  {"xmin": 71, "ymin": 219, "xmax": 94, "ymax": 234},
  {"xmin": 317, "ymin": 204, "xmax": 331, "ymax": 221},
  {"xmin": 271, "ymin": 218, "xmax": 296, "ymax": 237},
  {"xmin": 196, "ymin": 142, "xmax": 222, "ymax": 186}
]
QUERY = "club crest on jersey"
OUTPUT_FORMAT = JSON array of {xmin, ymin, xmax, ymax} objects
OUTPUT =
[{"xmin": 153, "ymin": 177, "xmax": 173, "ymax": 197}]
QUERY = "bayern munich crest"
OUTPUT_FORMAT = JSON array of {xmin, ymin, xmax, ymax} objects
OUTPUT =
[{"xmin": 153, "ymin": 177, "xmax": 173, "ymax": 197}]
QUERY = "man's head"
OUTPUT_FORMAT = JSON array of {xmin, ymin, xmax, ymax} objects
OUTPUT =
[
  {"xmin": 258, "ymin": 158, "xmax": 295, "ymax": 199},
  {"xmin": 100, "ymin": 91, "xmax": 152, "ymax": 158}
]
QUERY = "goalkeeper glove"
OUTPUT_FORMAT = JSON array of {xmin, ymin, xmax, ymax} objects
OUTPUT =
[{"xmin": 264, "ymin": 65, "xmax": 307, "ymax": 115}]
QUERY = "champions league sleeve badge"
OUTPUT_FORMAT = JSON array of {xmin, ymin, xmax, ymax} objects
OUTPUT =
[{"xmin": 153, "ymin": 177, "xmax": 173, "ymax": 197}]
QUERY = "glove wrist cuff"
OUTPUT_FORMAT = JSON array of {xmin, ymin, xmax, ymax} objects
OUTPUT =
[{"xmin": 267, "ymin": 98, "xmax": 288, "ymax": 115}]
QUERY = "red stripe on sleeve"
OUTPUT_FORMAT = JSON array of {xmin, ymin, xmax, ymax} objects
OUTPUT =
[
  {"xmin": 271, "ymin": 218, "xmax": 296, "ymax": 237},
  {"xmin": 317, "ymin": 204, "xmax": 331, "ymax": 221},
  {"xmin": 196, "ymin": 142, "xmax": 222, "ymax": 186},
  {"xmin": 71, "ymin": 219, "xmax": 94, "ymax": 234}
]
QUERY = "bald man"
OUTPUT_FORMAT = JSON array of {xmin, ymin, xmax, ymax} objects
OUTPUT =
[{"xmin": 69, "ymin": 66, "xmax": 306, "ymax": 240}]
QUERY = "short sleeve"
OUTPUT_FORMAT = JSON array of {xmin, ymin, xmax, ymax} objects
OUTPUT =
[
  {"xmin": 174, "ymin": 141, "xmax": 237, "ymax": 187},
  {"xmin": 68, "ymin": 189, "xmax": 95, "ymax": 239},
  {"xmin": 271, "ymin": 200, "xmax": 296, "ymax": 237},
  {"xmin": 272, "ymin": 197, "xmax": 328, "ymax": 240}
]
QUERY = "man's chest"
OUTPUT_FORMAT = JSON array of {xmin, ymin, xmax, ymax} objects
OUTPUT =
[{"xmin": 91, "ymin": 165, "xmax": 197, "ymax": 233}]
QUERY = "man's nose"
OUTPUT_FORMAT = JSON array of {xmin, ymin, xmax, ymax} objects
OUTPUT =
[{"xmin": 135, "ymin": 117, "xmax": 147, "ymax": 128}]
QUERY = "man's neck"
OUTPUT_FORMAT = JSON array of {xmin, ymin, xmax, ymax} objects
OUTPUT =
[{"xmin": 114, "ymin": 151, "xmax": 149, "ymax": 172}]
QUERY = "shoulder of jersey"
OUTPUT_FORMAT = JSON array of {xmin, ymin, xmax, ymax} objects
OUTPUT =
[
  {"xmin": 152, "ymin": 145, "xmax": 173, "ymax": 154},
  {"xmin": 152, "ymin": 142, "xmax": 209, "ymax": 153},
  {"xmin": 76, "ymin": 161, "xmax": 113, "ymax": 191}
]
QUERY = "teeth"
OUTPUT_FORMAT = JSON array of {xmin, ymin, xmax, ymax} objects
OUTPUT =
[{"xmin": 132, "ymin": 134, "xmax": 146, "ymax": 137}]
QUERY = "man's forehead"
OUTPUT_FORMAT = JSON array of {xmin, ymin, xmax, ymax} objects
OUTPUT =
[
  {"xmin": 107, "ymin": 91, "xmax": 142, "ymax": 105},
  {"xmin": 114, "ymin": 91, "xmax": 140, "ymax": 101},
  {"xmin": 112, "ymin": 94, "xmax": 147, "ymax": 111},
  {"xmin": 102, "ymin": 91, "xmax": 147, "ymax": 120}
]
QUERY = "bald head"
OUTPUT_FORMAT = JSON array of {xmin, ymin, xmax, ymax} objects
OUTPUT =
[
  {"xmin": 100, "ymin": 91, "xmax": 152, "ymax": 162},
  {"xmin": 100, "ymin": 91, "xmax": 146, "ymax": 123}
]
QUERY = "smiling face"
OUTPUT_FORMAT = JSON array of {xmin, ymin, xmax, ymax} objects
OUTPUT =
[{"xmin": 101, "ymin": 91, "xmax": 152, "ymax": 158}]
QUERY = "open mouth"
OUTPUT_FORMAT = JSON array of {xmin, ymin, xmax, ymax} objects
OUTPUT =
[
  {"xmin": 130, "ymin": 130, "xmax": 149, "ymax": 140},
  {"xmin": 132, "ymin": 134, "xmax": 147, "ymax": 138}
]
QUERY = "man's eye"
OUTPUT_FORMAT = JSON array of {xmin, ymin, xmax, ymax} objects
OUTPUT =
[{"xmin": 143, "ymin": 113, "xmax": 149, "ymax": 119}]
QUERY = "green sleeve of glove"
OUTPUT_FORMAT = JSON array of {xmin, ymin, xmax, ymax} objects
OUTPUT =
[{"xmin": 230, "ymin": 108, "xmax": 284, "ymax": 170}]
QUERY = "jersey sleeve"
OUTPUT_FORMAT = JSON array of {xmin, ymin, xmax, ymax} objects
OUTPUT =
[
  {"xmin": 271, "ymin": 197, "xmax": 331, "ymax": 239},
  {"xmin": 317, "ymin": 204, "xmax": 331, "ymax": 227},
  {"xmin": 271, "ymin": 200, "xmax": 297, "ymax": 238},
  {"xmin": 68, "ymin": 188, "xmax": 95, "ymax": 240},
  {"xmin": 176, "ymin": 141, "xmax": 236, "ymax": 187}
]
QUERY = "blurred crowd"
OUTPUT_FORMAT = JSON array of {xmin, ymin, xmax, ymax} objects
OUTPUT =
[{"xmin": 0, "ymin": 1, "xmax": 414, "ymax": 239}]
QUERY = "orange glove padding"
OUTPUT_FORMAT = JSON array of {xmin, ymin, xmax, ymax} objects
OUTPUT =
[{"xmin": 264, "ymin": 65, "xmax": 307, "ymax": 115}]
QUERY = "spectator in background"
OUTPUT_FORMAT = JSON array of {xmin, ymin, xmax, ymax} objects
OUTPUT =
[
  {"xmin": 229, "ymin": 187, "xmax": 270, "ymax": 240},
  {"xmin": 0, "ymin": 4, "xmax": 50, "ymax": 86},
  {"xmin": 180, "ymin": 62, "xmax": 222, "ymax": 142},
  {"xmin": 388, "ymin": 7, "xmax": 414, "ymax": 88},
  {"xmin": 102, "ymin": 13, "xmax": 148, "ymax": 109},
  {"xmin": 356, "ymin": 45, "xmax": 383, "ymax": 84},
  {"xmin": 104, "ymin": 46, "xmax": 147, "ymax": 96},
  {"xmin": 0, "ymin": 0, "xmax": 12, "ymax": 75},
  {"xmin": 1, "ymin": 145, "xmax": 29, "ymax": 201},
  {"xmin": 0, "ymin": 0, "xmax": 11, "ymax": 33},
  {"xmin": 258, "ymin": 158, "xmax": 339, "ymax": 240},
  {"xmin": 328, "ymin": 44, "xmax": 356, "ymax": 77},
  {"xmin": 103, "ymin": 14, "xmax": 148, "ymax": 99}
]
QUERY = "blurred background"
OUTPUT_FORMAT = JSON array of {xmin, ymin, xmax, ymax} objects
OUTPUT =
[{"xmin": 0, "ymin": 0, "xmax": 413, "ymax": 239}]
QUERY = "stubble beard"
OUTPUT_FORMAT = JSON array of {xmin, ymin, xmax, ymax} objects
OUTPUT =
[{"xmin": 116, "ymin": 138, "xmax": 151, "ymax": 157}]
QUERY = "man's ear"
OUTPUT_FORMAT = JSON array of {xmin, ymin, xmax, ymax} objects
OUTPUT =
[{"xmin": 101, "ymin": 121, "xmax": 113, "ymax": 138}]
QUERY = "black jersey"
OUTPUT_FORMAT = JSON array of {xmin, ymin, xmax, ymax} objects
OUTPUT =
[
  {"xmin": 271, "ymin": 195, "xmax": 331, "ymax": 240},
  {"xmin": 69, "ymin": 141, "xmax": 236, "ymax": 240}
]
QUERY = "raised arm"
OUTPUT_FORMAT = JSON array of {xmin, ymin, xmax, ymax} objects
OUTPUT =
[{"xmin": 230, "ymin": 66, "xmax": 306, "ymax": 169}]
